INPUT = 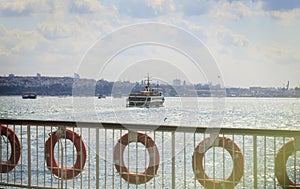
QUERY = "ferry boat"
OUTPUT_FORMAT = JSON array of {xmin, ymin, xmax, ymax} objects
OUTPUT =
[
  {"xmin": 22, "ymin": 92, "xmax": 37, "ymax": 99},
  {"xmin": 127, "ymin": 75, "xmax": 165, "ymax": 108}
]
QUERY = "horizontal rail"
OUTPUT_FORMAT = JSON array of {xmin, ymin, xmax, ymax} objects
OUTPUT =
[{"xmin": 1, "ymin": 118, "xmax": 300, "ymax": 137}]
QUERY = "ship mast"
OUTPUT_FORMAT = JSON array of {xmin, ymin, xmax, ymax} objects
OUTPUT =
[{"xmin": 146, "ymin": 73, "xmax": 150, "ymax": 92}]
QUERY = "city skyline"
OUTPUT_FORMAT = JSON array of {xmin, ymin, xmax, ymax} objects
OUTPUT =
[
  {"xmin": 1, "ymin": 1, "xmax": 300, "ymax": 88},
  {"xmin": 0, "ymin": 73, "xmax": 296, "ymax": 89},
  {"xmin": 1, "ymin": 74, "xmax": 299, "ymax": 98}
]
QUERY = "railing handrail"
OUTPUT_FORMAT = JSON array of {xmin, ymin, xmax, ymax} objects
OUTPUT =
[{"xmin": 1, "ymin": 118, "xmax": 299, "ymax": 137}]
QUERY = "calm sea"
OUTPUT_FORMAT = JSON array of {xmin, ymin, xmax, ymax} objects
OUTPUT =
[{"xmin": 1, "ymin": 96, "xmax": 299, "ymax": 130}]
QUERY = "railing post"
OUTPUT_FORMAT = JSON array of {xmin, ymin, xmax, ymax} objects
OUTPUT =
[
  {"xmin": 96, "ymin": 128, "xmax": 99, "ymax": 189},
  {"xmin": 253, "ymin": 135, "xmax": 257, "ymax": 189},
  {"xmin": 0, "ymin": 132, "xmax": 2, "ymax": 181},
  {"xmin": 27, "ymin": 126, "xmax": 31, "ymax": 188},
  {"xmin": 172, "ymin": 131, "xmax": 175, "ymax": 189}
]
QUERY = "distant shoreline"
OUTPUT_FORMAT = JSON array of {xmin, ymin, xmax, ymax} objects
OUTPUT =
[{"xmin": 0, "ymin": 76, "xmax": 299, "ymax": 98}]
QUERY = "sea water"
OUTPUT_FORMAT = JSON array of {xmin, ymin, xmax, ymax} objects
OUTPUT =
[
  {"xmin": 0, "ymin": 96, "xmax": 300, "ymax": 188},
  {"xmin": 1, "ymin": 96, "xmax": 299, "ymax": 130}
]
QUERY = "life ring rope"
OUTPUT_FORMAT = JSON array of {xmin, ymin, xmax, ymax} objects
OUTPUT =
[
  {"xmin": 114, "ymin": 131, "xmax": 159, "ymax": 185},
  {"xmin": 0, "ymin": 125, "xmax": 21, "ymax": 173},
  {"xmin": 45, "ymin": 128, "xmax": 87, "ymax": 180}
]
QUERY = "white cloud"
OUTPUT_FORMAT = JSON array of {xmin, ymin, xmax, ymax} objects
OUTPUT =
[
  {"xmin": 37, "ymin": 22, "xmax": 78, "ymax": 40},
  {"xmin": 207, "ymin": 1, "xmax": 264, "ymax": 21},
  {"xmin": 204, "ymin": 24, "xmax": 250, "ymax": 49},
  {"xmin": 145, "ymin": 0, "xmax": 176, "ymax": 15},
  {"xmin": 0, "ymin": 1, "xmax": 33, "ymax": 16},
  {"xmin": 0, "ymin": 0, "xmax": 52, "ymax": 16},
  {"xmin": 101, "ymin": 0, "xmax": 175, "ymax": 18},
  {"xmin": 267, "ymin": 9, "xmax": 300, "ymax": 25},
  {"xmin": 261, "ymin": 42, "xmax": 300, "ymax": 64},
  {"xmin": 70, "ymin": 0, "xmax": 105, "ymax": 14},
  {"xmin": 0, "ymin": 24, "xmax": 48, "ymax": 56}
]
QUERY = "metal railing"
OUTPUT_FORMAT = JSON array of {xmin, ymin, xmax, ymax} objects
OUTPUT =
[{"xmin": 0, "ymin": 118, "xmax": 300, "ymax": 189}]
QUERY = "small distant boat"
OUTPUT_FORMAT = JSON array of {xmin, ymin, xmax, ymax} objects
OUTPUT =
[
  {"xmin": 127, "ymin": 75, "xmax": 164, "ymax": 108},
  {"xmin": 98, "ymin": 95, "xmax": 106, "ymax": 99},
  {"xmin": 22, "ymin": 92, "xmax": 37, "ymax": 99}
]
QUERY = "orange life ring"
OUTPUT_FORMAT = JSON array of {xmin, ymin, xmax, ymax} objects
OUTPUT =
[
  {"xmin": 0, "ymin": 125, "xmax": 21, "ymax": 173},
  {"xmin": 45, "ymin": 129, "xmax": 86, "ymax": 180},
  {"xmin": 114, "ymin": 132, "xmax": 159, "ymax": 184},
  {"xmin": 275, "ymin": 139, "xmax": 300, "ymax": 188},
  {"xmin": 192, "ymin": 136, "xmax": 244, "ymax": 189}
]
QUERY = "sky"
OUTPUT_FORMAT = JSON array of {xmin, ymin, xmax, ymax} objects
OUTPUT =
[{"xmin": 0, "ymin": 0, "xmax": 300, "ymax": 88}]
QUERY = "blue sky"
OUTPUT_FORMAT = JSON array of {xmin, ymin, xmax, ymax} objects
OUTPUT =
[{"xmin": 0, "ymin": 0, "xmax": 300, "ymax": 87}]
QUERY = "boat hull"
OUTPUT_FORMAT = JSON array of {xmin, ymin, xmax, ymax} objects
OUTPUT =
[
  {"xmin": 127, "ymin": 96, "xmax": 164, "ymax": 108},
  {"xmin": 22, "ymin": 93, "xmax": 37, "ymax": 99}
]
